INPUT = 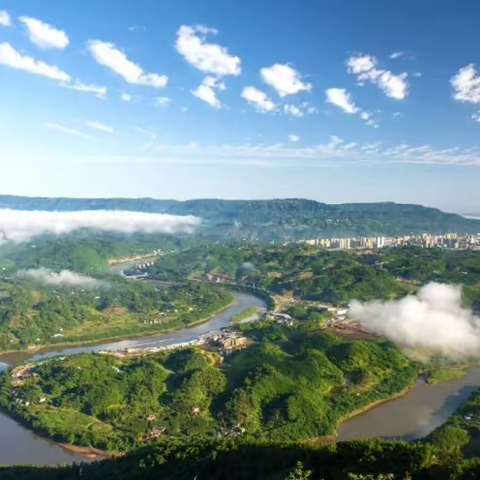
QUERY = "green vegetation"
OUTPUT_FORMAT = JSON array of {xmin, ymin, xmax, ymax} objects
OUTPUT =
[
  {"xmin": 0, "ymin": 326, "xmax": 421, "ymax": 451},
  {"xmin": 0, "ymin": 277, "xmax": 232, "ymax": 352},
  {"xmin": 426, "ymin": 366, "xmax": 467, "ymax": 384},
  {"xmin": 3, "ymin": 436, "xmax": 480, "ymax": 479},
  {"xmin": 230, "ymin": 306, "xmax": 259, "ymax": 323},
  {"xmin": 2, "ymin": 195, "xmax": 479, "ymax": 240},
  {"xmin": 148, "ymin": 243, "xmax": 480, "ymax": 306},
  {"xmin": 427, "ymin": 384, "xmax": 480, "ymax": 460},
  {"xmin": 0, "ymin": 232, "xmax": 199, "ymax": 274}
]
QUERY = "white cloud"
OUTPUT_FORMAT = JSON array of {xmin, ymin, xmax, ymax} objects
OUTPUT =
[
  {"xmin": 284, "ymin": 104, "xmax": 303, "ymax": 117},
  {"xmin": 389, "ymin": 51, "xmax": 406, "ymax": 60},
  {"xmin": 87, "ymin": 40, "xmax": 168, "ymax": 88},
  {"xmin": 451, "ymin": 64, "xmax": 480, "ymax": 104},
  {"xmin": 260, "ymin": 63, "xmax": 311, "ymax": 97},
  {"xmin": 156, "ymin": 96, "xmax": 171, "ymax": 107},
  {"xmin": 0, "ymin": 10, "xmax": 11, "ymax": 27},
  {"xmin": 19, "ymin": 16, "xmax": 69, "ymax": 49},
  {"xmin": 181, "ymin": 106, "xmax": 188, "ymax": 113},
  {"xmin": 350, "ymin": 283, "xmax": 480, "ymax": 358},
  {"xmin": 347, "ymin": 54, "xmax": 409, "ymax": 100},
  {"xmin": 325, "ymin": 88, "xmax": 358, "ymax": 114},
  {"xmin": 121, "ymin": 93, "xmax": 132, "ymax": 102},
  {"xmin": 85, "ymin": 120, "xmax": 114, "ymax": 133},
  {"xmin": 0, "ymin": 42, "xmax": 70, "ymax": 81},
  {"xmin": 0, "ymin": 209, "xmax": 201, "ymax": 242},
  {"xmin": 241, "ymin": 86, "xmax": 276, "ymax": 112},
  {"xmin": 45, "ymin": 122, "xmax": 94, "ymax": 140},
  {"xmin": 288, "ymin": 134, "xmax": 300, "ymax": 142},
  {"xmin": 175, "ymin": 25, "xmax": 241, "ymax": 76},
  {"xmin": 191, "ymin": 76, "xmax": 225, "ymax": 108},
  {"xmin": 17, "ymin": 268, "xmax": 107, "ymax": 289},
  {"xmin": 128, "ymin": 25, "xmax": 146, "ymax": 32},
  {"xmin": 64, "ymin": 81, "xmax": 106, "ymax": 98},
  {"xmin": 192, "ymin": 84, "xmax": 221, "ymax": 108},
  {"xmin": 134, "ymin": 126, "xmax": 156, "ymax": 138}
]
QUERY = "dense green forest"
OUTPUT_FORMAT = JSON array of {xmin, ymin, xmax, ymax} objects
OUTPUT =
[
  {"xmin": 1, "ymin": 195, "xmax": 479, "ymax": 240},
  {"xmin": 1, "ymin": 435, "xmax": 480, "ymax": 479},
  {"xmin": 148, "ymin": 244, "xmax": 480, "ymax": 306},
  {"xmin": 0, "ymin": 327, "xmax": 420, "ymax": 451},
  {"xmin": 0, "ymin": 232, "xmax": 199, "ymax": 274},
  {"xmin": 0, "ymin": 277, "xmax": 232, "ymax": 352}
]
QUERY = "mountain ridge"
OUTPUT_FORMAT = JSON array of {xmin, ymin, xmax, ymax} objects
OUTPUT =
[{"xmin": 0, "ymin": 195, "xmax": 478, "ymax": 240}]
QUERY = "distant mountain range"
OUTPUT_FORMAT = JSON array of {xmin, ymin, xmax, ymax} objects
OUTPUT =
[{"xmin": 0, "ymin": 195, "xmax": 479, "ymax": 240}]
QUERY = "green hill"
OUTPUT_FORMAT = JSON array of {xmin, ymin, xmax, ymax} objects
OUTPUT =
[{"xmin": 0, "ymin": 195, "xmax": 478, "ymax": 240}]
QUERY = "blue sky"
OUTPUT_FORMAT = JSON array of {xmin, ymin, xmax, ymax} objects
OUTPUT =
[{"xmin": 1, "ymin": 0, "xmax": 480, "ymax": 213}]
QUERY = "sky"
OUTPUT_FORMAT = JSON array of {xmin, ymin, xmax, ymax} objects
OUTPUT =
[{"xmin": 1, "ymin": 0, "xmax": 480, "ymax": 213}]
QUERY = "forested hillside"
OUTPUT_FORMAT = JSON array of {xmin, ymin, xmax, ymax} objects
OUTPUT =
[
  {"xmin": 0, "ymin": 329, "xmax": 420, "ymax": 451},
  {"xmin": 0, "ymin": 195, "xmax": 478, "ymax": 239},
  {"xmin": 0, "ymin": 278, "xmax": 231, "ymax": 351},
  {"xmin": 148, "ymin": 244, "xmax": 480, "ymax": 306}
]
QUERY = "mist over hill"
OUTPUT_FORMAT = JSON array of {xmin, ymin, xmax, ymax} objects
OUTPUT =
[{"xmin": 0, "ymin": 195, "xmax": 478, "ymax": 241}]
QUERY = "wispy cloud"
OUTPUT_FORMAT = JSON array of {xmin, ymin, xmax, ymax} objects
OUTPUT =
[
  {"xmin": 241, "ymin": 86, "xmax": 276, "ymax": 112},
  {"xmin": 326, "ymin": 88, "xmax": 378, "ymax": 127},
  {"xmin": 347, "ymin": 54, "xmax": 409, "ymax": 99},
  {"xmin": 19, "ymin": 16, "xmax": 69, "ymax": 49},
  {"xmin": 85, "ymin": 120, "xmax": 114, "ymax": 133},
  {"xmin": 63, "ymin": 80, "xmax": 106, "ymax": 98},
  {"xmin": 45, "ymin": 122, "xmax": 94, "ymax": 140},
  {"xmin": 389, "ymin": 51, "xmax": 406, "ymax": 60},
  {"xmin": 131, "ymin": 138, "xmax": 480, "ymax": 168},
  {"xmin": 191, "ymin": 76, "xmax": 225, "ymax": 108},
  {"xmin": 175, "ymin": 25, "xmax": 241, "ymax": 76},
  {"xmin": 0, "ymin": 10, "xmax": 11, "ymax": 27},
  {"xmin": 0, "ymin": 209, "xmax": 200, "ymax": 242},
  {"xmin": 0, "ymin": 42, "xmax": 70, "ymax": 81},
  {"xmin": 134, "ymin": 126, "xmax": 156, "ymax": 138},
  {"xmin": 87, "ymin": 40, "xmax": 168, "ymax": 88},
  {"xmin": 18, "ymin": 268, "xmax": 107, "ymax": 289}
]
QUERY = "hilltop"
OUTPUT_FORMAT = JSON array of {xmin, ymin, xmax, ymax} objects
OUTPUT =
[{"xmin": 0, "ymin": 195, "xmax": 478, "ymax": 240}]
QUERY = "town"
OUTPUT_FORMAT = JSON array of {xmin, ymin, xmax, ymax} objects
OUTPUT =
[{"xmin": 300, "ymin": 232, "xmax": 480, "ymax": 250}]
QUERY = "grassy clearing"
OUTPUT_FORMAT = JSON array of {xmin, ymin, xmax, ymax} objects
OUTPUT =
[
  {"xmin": 427, "ymin": 366, "xmax": 467, "ymax": 384},
  {"xmin": 230, "ymin": 307, "xmax": 259, "ymax": 323}
]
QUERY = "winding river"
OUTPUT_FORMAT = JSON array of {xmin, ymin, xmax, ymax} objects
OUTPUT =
[
  {"xmin": 0, "ymin": 289, "xmax": 266, "ymax": 466},
  {"xmin": 1, "ymin": 273, "xmax": 480, "ymax": 466}
]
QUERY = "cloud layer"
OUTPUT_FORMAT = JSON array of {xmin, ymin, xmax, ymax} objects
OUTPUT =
[
  {"xmin": 0, "ymin": 209, "xmax": 201, "ymax": 241},
  {"xmin": 350, "ymin": 282, "xmax": 480, "ymax": 358},
  {"xmin": 17, "ymin": 268, "xmax": 107, "ymax": 288}
]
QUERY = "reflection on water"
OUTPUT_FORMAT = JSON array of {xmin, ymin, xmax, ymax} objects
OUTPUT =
[
  {"xmin": 337, "ymin": 367, "xmax": 480, "ymax": 442},
  {"xmin": 0, "ymin": 290, "xmax": 266, "ymax": 466}
]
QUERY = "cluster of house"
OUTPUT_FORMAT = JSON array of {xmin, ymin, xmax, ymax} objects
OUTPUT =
[
  {"xmin": 143, "ymin": 425, "xmax": 166, "ymax": 441},
  {"xmin": 197, "ymin": 329, "xmax": 248, "ymax": 351},
  {"xmin": 215, "ymin": 424, "xmax": 246, "ymax": 439},
  {"xmin": 269, "ymin": 312, "xmax": 294, "ymax": 326}
]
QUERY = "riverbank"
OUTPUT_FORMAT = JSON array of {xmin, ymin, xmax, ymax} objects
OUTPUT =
[
  {"xmin": 309, "ymin": 380, "xmax": 419, "ymax": 443},
  {"xmin": 0, "ymin": 297, "xmax": 237, "ymax": 360},
  {"xmin": 58, "ymin": 442, "xmax": 121, "ymax": 459}
]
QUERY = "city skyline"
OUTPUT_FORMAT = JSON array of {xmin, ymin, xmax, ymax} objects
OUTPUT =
[{"xmin": 1, "ymin": 1, "xmax": 480, "ymax": 213}]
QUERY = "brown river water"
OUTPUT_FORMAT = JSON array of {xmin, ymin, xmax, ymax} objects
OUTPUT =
[{"xmin": 0, "ymin": 269, "xmax": 479, "ymax": 465}]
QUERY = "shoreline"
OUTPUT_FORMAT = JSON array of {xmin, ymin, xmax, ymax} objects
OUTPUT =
[
  {"xmin": 308, "ymin": 380, "xmax": 419, "ymax": 443},
  {"xmin": 0, "ymin": 297, "xmax": 237, "ymax": 361},
  {"xmin": 58, "ymin": 442, "xmax": 123, "ymax": 459}
]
